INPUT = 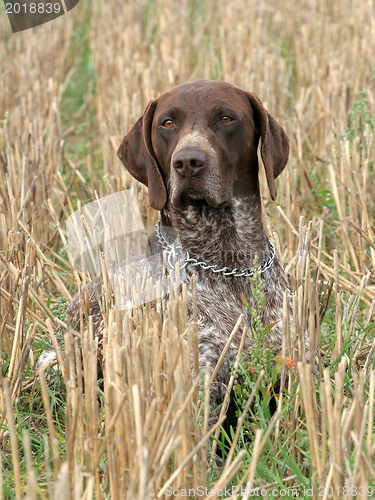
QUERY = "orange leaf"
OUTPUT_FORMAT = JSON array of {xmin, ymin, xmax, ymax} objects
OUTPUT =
[{"xmin": 273, "ymin": 355, "xmax": 297, "ymax": 368}]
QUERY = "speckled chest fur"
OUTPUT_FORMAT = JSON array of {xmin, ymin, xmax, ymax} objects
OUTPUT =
[{"xmin": 157, "ymin": 196, "xmax": 292, "ymax": 410}]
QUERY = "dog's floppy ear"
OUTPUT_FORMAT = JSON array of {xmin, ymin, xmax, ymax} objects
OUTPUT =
[
  {"xmin": 117, "ymin": 100, "xmax": 167, "ymax": 210},
  {"xmin": 246, "ymin": 92, "xmax": 290, "ymax": 200}
]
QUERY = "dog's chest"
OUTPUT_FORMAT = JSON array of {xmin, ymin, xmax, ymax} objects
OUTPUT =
[
  {"xmin": 184, "ymin": 270, "xmax": 254, "ymax": 346},
  {"xmin": 181, "ymin": 261, "xmax": 288, "ymax": 358}
]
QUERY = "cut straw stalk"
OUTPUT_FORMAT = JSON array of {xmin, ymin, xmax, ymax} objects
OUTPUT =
[
  {"xmin": 3, "ymin": 380, "xmax": 22, "ymax": 500},
  {"xmin": 210, "ymin": 322, "xmax": 248, "ymax": 458},
  {"xmin": 157, "ymin": 416, "xmax": 226, "ymax": 499}
]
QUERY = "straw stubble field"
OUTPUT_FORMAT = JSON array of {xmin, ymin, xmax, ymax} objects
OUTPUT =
[{"xmin": 0, "ymin": 0, "xmax": 374, "ymax": 498}]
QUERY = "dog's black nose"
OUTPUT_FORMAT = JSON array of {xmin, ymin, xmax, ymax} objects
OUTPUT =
[{"xmin": 172, "ymin": 148, "xmax": 206, "ymax": 177}]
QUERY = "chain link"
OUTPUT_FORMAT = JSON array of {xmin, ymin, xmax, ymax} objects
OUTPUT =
[{"xmin": 155, "ymin": 220, "xmax": 275, "ymax": 277}]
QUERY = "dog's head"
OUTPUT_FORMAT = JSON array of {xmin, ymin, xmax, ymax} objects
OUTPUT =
[{"xmin": 118, "ymin": 80, "xmax": 289, "ymax": 210}]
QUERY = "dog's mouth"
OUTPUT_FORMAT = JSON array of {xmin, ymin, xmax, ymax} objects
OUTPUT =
[
  {"xmin": 181, "ymin": 188, "xmax": 206, "ymax": 201},
  {"xmin": 177, "ymin": 187, "xmax": 227, "ymax": 209}
]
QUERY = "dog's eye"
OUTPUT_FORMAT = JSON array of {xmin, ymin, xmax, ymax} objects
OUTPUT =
[
  {"xmin": 221, "ymin": 116, "xmax": 233, "ymax": 124},
  {"xmin": 162, "ymin": 119, "xmax": 174, "ymax": 128}
]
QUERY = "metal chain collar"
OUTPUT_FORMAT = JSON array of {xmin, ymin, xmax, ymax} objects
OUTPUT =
[{"xmin": 155, "ymin": 220, "xmax": 275, "ymax": 278}]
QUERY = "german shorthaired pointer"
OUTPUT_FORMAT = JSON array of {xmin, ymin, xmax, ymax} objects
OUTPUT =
[{"xmin": 67, "ymin": 80, "xmax": 291, "ymax": 426}]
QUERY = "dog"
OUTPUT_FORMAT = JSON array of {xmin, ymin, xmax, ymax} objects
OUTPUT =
[{"xmin": 66, "ymin": 80, "xmax": 292, "ymax": 429}]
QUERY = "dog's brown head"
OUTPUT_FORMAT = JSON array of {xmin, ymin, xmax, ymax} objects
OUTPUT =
[{"xmin": 117, "ymin": 80, "xmax": 289, "ymax": 211}]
